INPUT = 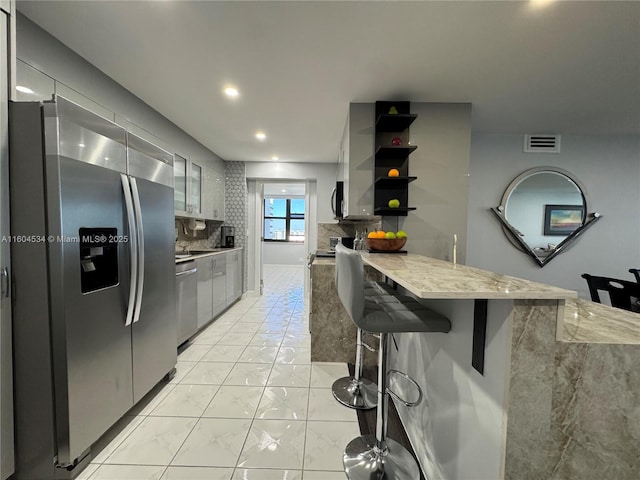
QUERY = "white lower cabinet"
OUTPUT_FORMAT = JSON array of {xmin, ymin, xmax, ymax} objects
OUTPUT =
[
  {"xmin": 196, "ymin": 257, "xmax": 213, "ymax": 330},
  {"xmin": 211, "ymin": 255, "xmax": 227, "ymax": 319},
  {"xmin": 226, "ymin": 250, "xmax": 243, "ymax": 306},
  {"xmin": 194, "ymin": 250, "xmax": 242, "ymax": 333}
]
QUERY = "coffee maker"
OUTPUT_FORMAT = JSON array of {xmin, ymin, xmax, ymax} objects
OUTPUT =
[{"xmin": 221, "ymin": 226, "xmax": 235, "ymax": 248}]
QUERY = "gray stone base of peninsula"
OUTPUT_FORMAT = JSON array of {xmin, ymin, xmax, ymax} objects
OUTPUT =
[
  {"xmin": 507, "ymin": 300, "xmax": 639, "ymax": 480},
  {"xmin": 310, "ymin": 259, "xmax": 381, "ymax": 366}
]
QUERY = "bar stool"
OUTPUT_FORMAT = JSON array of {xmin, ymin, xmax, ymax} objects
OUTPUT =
[
  {"xmin": 334, "ymin": 244, "xmax": 451, "ymax": 480},
  {"xmin": 332, "ymin": 245, "xmax": 396, "ymax": 410}
]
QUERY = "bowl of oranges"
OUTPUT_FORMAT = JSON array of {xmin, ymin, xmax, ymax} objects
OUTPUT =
[{"xmin": 366, "ymin": 230, "xmax": 407, "ymax": 251}]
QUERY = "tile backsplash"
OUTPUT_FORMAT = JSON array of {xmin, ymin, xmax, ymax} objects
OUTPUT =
[
  {"xmin": 175, "ymin": 218, "xmax": 223, "ymax": 252},
  {"xmin": 317, "ymin": 220, "xmax": 381, "ymax": 250}
]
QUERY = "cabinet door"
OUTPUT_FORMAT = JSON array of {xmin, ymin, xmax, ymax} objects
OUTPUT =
[
  {"xmin": 174, "ymin": 154, "xmax": 188, "ymax": 214},
  {"xmin": 225, "ymin": 253, "xmax": 236, "ymax": 306},
  {"xmin": 211, "ymin": 256, "xmax": 227, "ymax": 318},
  {"xmin": 210, "ymin": 159, "xmax": 225, "ymax": 221},
  {"xmin": 16, "ymin": 60, "xmax": 55, "ymax": 102},
  {"xmin": 196, "ymin": 258, "xmax": 213, "ymax": 329},
  {"xmin": 225, "ymin": 251, "xmax": 243, "ymax": 305},
  {"xmin": 343, "ymin": 103, "xmax": 375, "ymax": 218},
  {"xmin": 234, "ymin": 251, "xmax": 243, "ymax": 299},
  {"xmin": 190, "ymin": 162, "xmax": 202, "ymax": 217},
  {"xmin": 200, "ymin": 160, "xmax": 214, "ymax": 220}
]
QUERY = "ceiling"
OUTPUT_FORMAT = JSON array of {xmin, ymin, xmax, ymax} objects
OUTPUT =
[{"xmin": 16, "ymin": 1, "xmax": 640, "ymax": 164}]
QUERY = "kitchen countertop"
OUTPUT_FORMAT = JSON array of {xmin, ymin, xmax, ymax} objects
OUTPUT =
[
  {"xmin": 175, "ymin": 247, "xmax": 243, "ymax": 263},
  {"xmin": 312, "ymin": 252, "xmax": 640, "ymax": 344},
  {"xmin": 310, "ymin": 256, "xmax": 337, "ymax": 266},
  {"xmin": 359, "ymin": 252, "xmax": 576, "ymax": 300},
  {"xmin": 562, "ymin": 297, "xmax": 640, "ymax": 344},
  {"xmin": 310, "ymin": 252, "xmax": 640, "ymax": 478}
]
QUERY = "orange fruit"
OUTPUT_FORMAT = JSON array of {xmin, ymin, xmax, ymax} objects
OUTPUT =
[
  {"xmin": 376, "ymin": 231, "xmax": 386, "ymax": 239},
  {"xmin": 388, "ymin": 169, "xmax": 400, "ymax": 177},
  {"xmin": 367, "ymin": 231, "xmax": 377, "ymax": 239}
]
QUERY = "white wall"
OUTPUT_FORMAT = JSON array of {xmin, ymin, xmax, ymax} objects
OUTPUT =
[
  {"xmin": 466, "ymin": 134, "xmax": 640, "ymax": 298},
  {"xmin": 390, "ymin": 299, "xmax": 513, "ymax": 480},
  {"xmin": 389, "ymin": 103, "xmax": 472, "ymax": 262},
  {"xmin": 246, "ymin": 162, "xmax": 337, "ymax": 222},
  {"xmin": 263, "ymin": 242, "xmax": 306, "ymax": 265}
]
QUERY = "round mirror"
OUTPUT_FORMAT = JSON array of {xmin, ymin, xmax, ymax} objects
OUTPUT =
[
  {"xmin": 503, "ymin": 168, "xmax": 585, "ymax": 250},
  {"xmin": 491, "ymin": 167, "xmax": 601, "ymax": 267}
]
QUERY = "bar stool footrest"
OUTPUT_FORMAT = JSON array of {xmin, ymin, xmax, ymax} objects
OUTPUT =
[
  {"xmin": 343, "ymin": 434, "xmax": 420, "ymax": 480},
  {"xmin": 386, "ymin": 369, "xmax": 423, "ymax": 407},
  {"xmin": 332, "ymin": 376, "xmax": 377, "ymax": 410}
]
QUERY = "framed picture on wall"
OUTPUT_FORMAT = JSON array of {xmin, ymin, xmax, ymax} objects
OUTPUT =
[{"xmin": 544, "ymin": 205, "xmax": 584, "ymax": 235}]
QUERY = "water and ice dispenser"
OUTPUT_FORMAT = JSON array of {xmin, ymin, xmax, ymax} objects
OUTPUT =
[{"xmin": 79, "ymin": 228, "xmax": 119, "ymax": 293}]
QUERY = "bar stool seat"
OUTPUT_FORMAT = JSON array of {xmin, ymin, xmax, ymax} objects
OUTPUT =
[
  {"xmin": 332, "ymin": 251, "xmax": 398, "ymax": 410},
  {"xmin": 334, "ymin": 243, "xmax": 451, "ymax": 480}
]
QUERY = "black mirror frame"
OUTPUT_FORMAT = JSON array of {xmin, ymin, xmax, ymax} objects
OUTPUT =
[{"xmin": 489, "ymin": 167, "xmax": 602, "ymax": 267}]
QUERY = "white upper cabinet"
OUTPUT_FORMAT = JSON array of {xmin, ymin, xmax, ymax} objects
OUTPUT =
[
  {"xmin": 190, "ymin": 161, "xmax": 203, "ymax": 216},
  {"xmin": 175, "ymin": 153, "xmax": 224, "ymax": 221},
  {"xmin": 173, "ymin": 153, "xmax": 203, "ymax": 218},
  {"xmin": 339, "ymin": 103, "xmax": 376, "ymax": 219},
  {"xmin": 174, "ymin": 154, "xmax": 188, "ymax": 215},
  {"xmin": 202, "ymin": 158, "xmax": 225, "ymax": 221},
  {"xmin": 16, "ymin": 60, "xmax": 54, "ymax": 102}
]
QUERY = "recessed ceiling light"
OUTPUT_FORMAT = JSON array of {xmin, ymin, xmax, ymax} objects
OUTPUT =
[
  {"xmin": 255, "ymin": 131, "xmax": 266, "ymax": 141},
  {"xmin": 78, "ymin": 143, "xmax": 85, "ymax": 147},
  {"xmin": 224, "ymin": 86, "xmax": 239, "ymax": 97},
  {"xmin": 530, "ymin": 0, "xmax": 555, "ymax": 7},
  {"xmin": 272, "ymin": 156, "xmax": 279, "ymax": 161},
  {"xmin": 281, "ymin": 189, "xmax": 287, "ymax": 193},
  {"xmin": 16, "ymin": 85, "xmax": 34, "ymax": 94}
]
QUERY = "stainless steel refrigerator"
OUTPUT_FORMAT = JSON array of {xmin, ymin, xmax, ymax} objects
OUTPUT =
[{"xmin": 9, "ymin": 96, "xmax": 177, "ymax": 478}]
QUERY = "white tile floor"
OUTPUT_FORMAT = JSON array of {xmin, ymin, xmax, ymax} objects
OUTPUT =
[{"xmin": 80, "ymin": 265, "xmax": 357, "ymax": 480}]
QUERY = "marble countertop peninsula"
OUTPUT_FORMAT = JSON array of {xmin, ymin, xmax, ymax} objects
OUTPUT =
[
  {"xmin": 360, "ymin": 252, "xmax": 576, "ymax": 300},
  {"xmin": 562, "ymin": 298, "xmax": 640, "ymax": 344}
]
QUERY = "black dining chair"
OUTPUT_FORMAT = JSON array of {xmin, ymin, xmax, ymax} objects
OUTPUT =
[
  {"xmin": 581, "ymin": 274, "xmax": 640, "ymax": 313},
  {"xmin": 628, "ymin": 268, "xmax": 640, "ymax": 283}
]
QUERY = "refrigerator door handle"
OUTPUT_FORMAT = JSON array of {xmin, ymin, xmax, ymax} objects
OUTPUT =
[
  {"xmin": 121, "ymin": 174, "xmax": 138, "ymax": 327},
  {"xmin": 130, "ymin": 177, "xmax": 145, "ymax": 324}
]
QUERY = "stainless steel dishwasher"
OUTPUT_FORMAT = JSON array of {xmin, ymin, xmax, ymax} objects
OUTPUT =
[{"xmin": 176, "ymin": 260, "xmax": 197, "ymax": 346}]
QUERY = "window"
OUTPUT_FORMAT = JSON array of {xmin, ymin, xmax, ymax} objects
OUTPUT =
[{"xmin": 264, "ymin": 198, "xmax": 305, "ymax": 242}]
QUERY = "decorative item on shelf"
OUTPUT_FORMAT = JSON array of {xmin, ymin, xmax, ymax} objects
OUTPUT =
[
  {"xmin": 388, "ymin": 106, "xmax": 398, "ymax": 114},
  {"xmin": 388, "ymin": 168, "xmax": 400, "ymax": 177},
  {"xmin": 391, "ymin": 137, "xmax": 402, "ymax": 146},
  {"xmin": 366, "ymin": 237, "xmax": 407, "ymax": 252},
  {"xmin": 388, "ymin": 199, "xmax": 400, "ymax": 208}
]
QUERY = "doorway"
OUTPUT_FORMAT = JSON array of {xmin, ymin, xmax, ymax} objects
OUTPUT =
[{"xmin": 247, "ymin": 179, "xmax": 317, "ymax": 296}]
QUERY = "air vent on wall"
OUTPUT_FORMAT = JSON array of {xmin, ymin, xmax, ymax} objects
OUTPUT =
[{"xmin": 524, "ymin": 134, "xmax": 561, "ymax": 153}]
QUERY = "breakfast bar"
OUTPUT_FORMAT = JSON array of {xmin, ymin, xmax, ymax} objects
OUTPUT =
[{"xmin": 309, "ymin": 252, "xmax": 640, "ymax": 480}]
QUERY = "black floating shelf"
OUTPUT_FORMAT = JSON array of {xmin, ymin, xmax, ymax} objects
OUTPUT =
[
  {"xmin": 374, "ymin": 207, "xmax": 417, "ymax": 216},
  {"xmin": 375, "ymin": 145, "xmax": 418, "ymax": 160},
  {"xmin": 374, "ymin": 176, "xmax": 417, "ymax": 186},
  {"xmin": 375, "ymin": 114, "xmax": 418, "ymax": 132}
]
